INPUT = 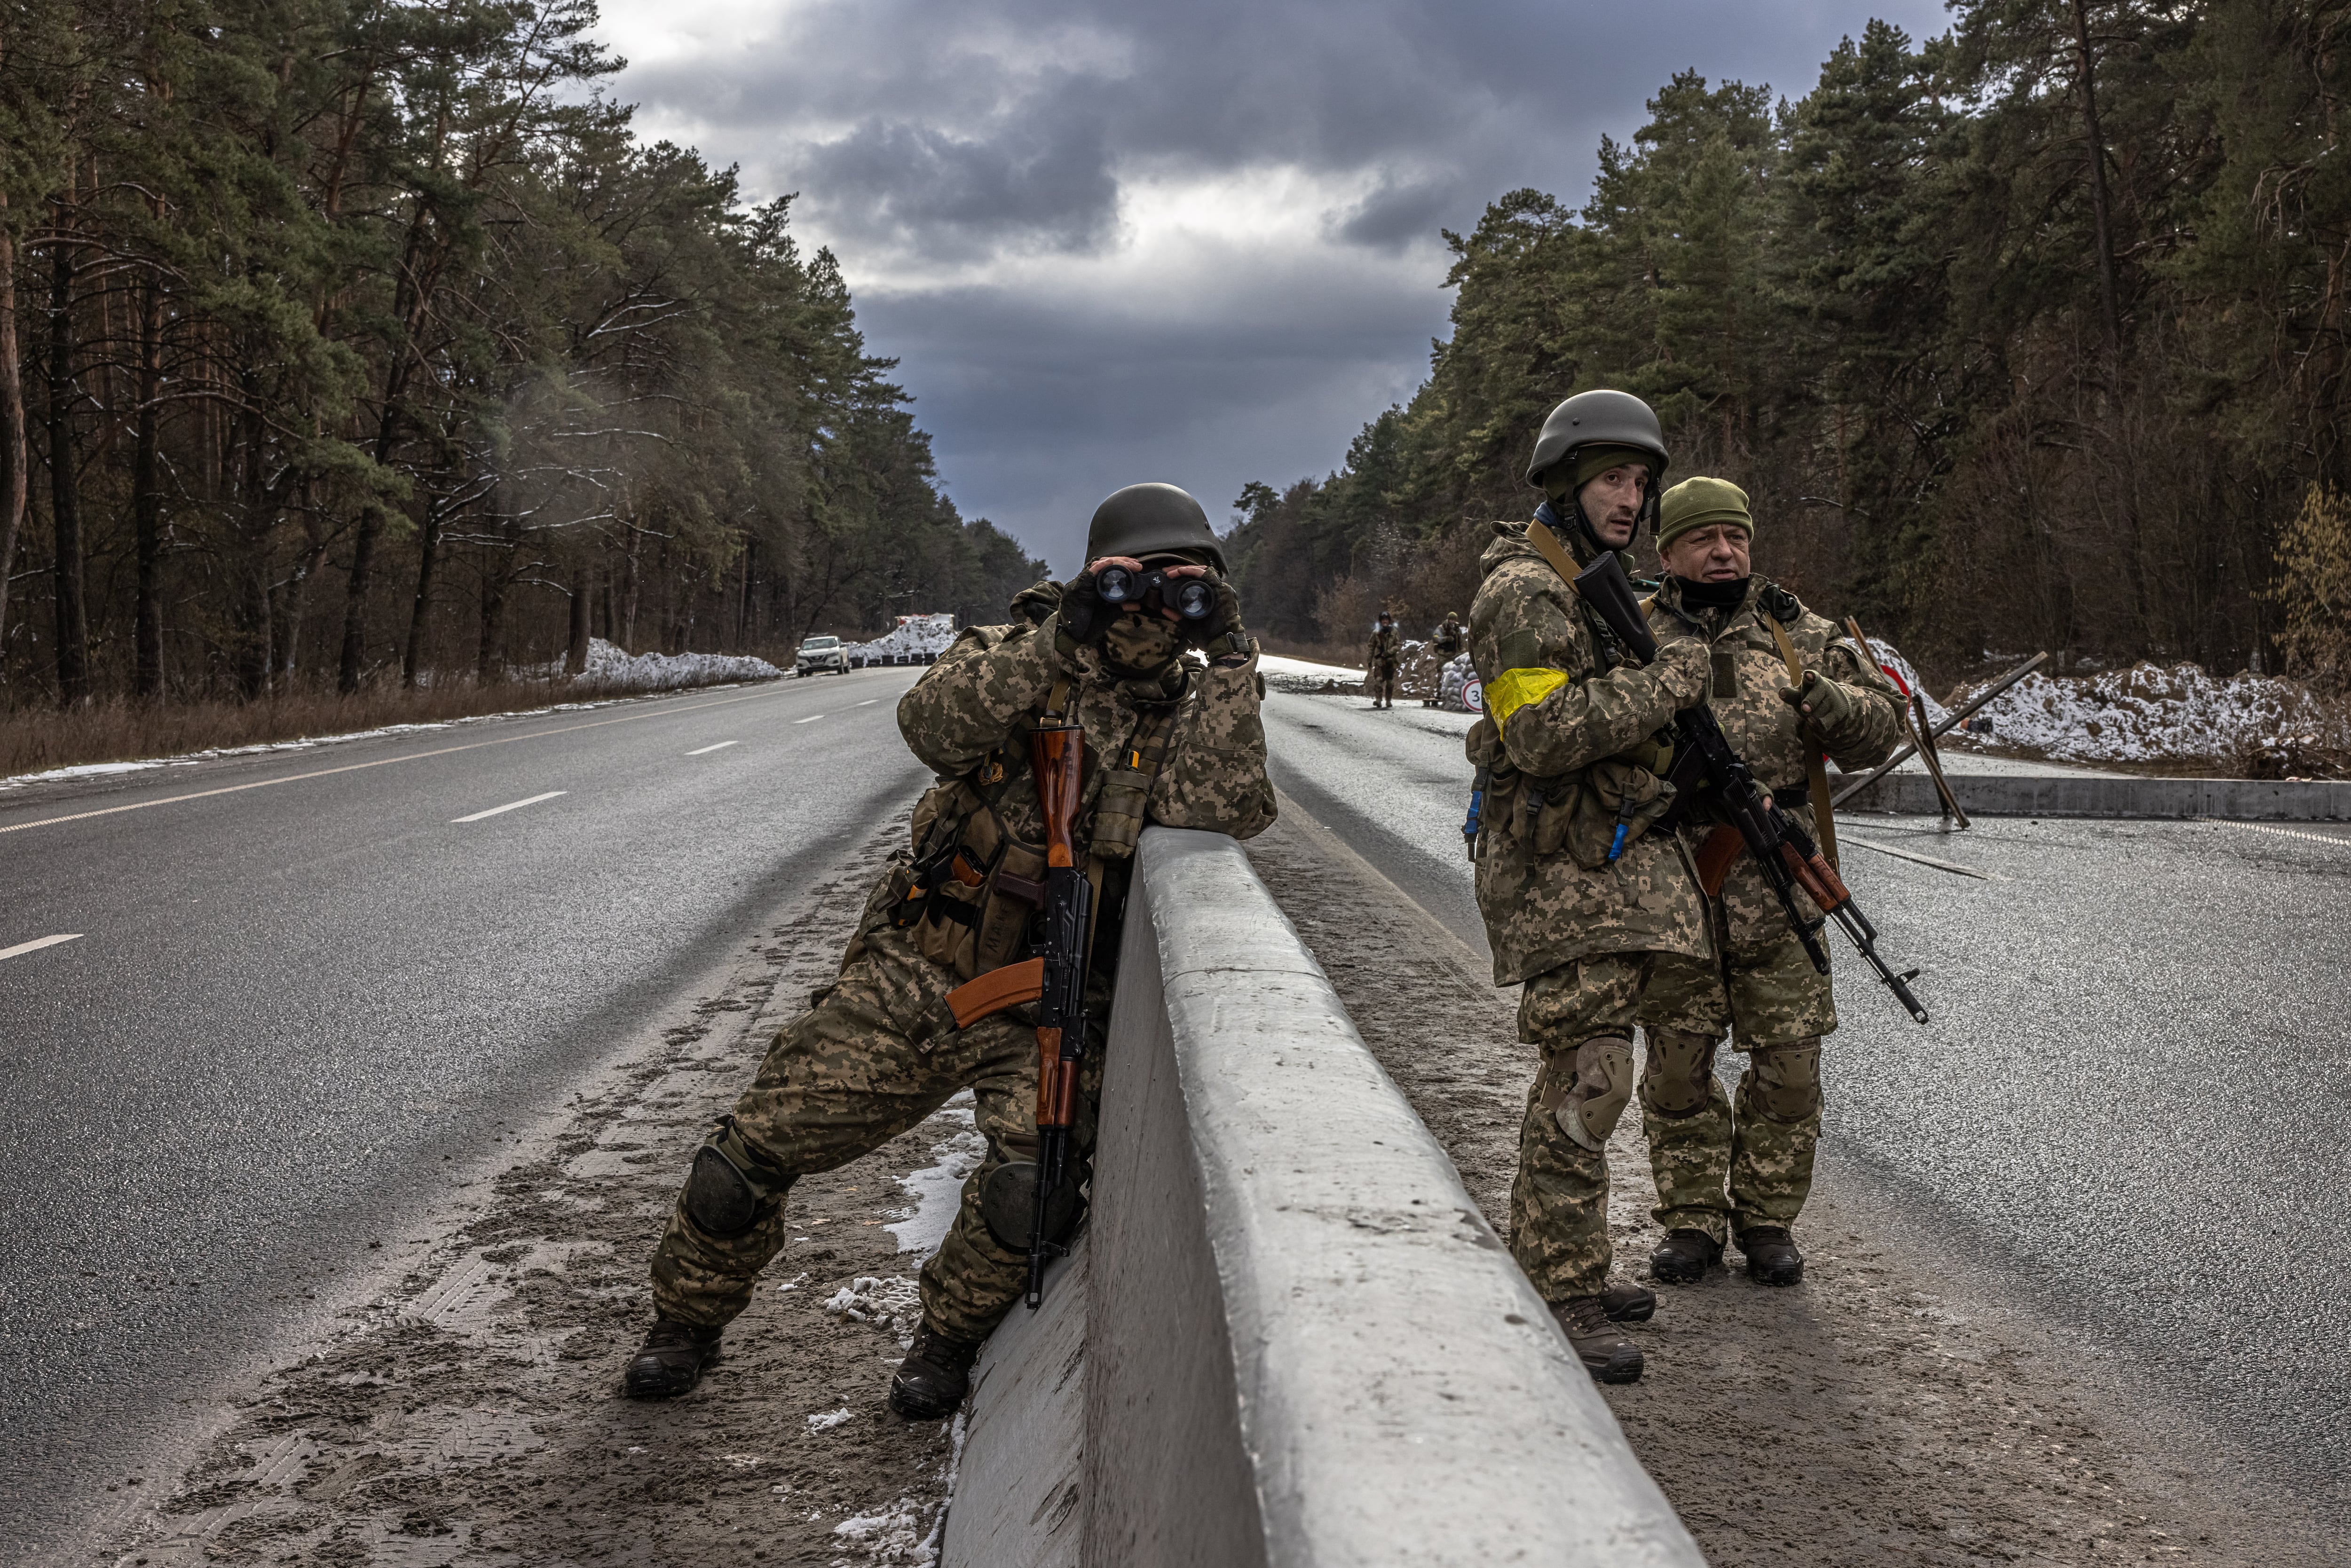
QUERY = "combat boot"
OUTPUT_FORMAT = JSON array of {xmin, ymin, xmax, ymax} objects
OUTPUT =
[
  {"xmin": 1738, "ymin": 1226, "xmax": 1804, "ymax": 1286},
  {"xmin": 621, "ymin": 1318, "xmax": 721, "ymax": 1398},
  {"xmin": 1650, "ymin": 1229, "xmax": 1724, "ymax": 1284},
  {"xmin": 889, "ymin": 1322, "xmax": 983, "ymax": 1419},
  {"xmin": 1550, "ymin": 1294, "xmax": 1644, "ymax": 1384},
  {"xmin": 1601, "ymin": 1279, "xmax": 1656, "ymax": 1322}
]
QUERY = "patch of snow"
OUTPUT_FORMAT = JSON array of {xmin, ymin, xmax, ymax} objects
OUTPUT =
[
  {"xmin": 574, "ymin": 637, "xmax": 781, "ymax": 691},
  {"xmin": 887, "ymin": 1092, "xmax": 983, "ymax": 1257},
  {"xmin": 846, "ymin": 614, "xmax": 957, "ymax": 666},
  {"xmin": 1259, "ymin": 653, "xmax": 1366, "ymax": 693},
  {"xmin": 774, "ymin": 1271, "xmax": 810, "ymax": 1293},
  {"xmin": 1948, "ymin": 661, "xmax": 2346, "ymax": 766},
  {"xmin": 806, "ymin": 1407, "xmax": 854, "ymax": 1433},
  {"xmin": 823, "ymin": 1275, "xmax": 923, "ymax": 1343},
  {"xmin": 829, "ymin": 1494, "xmax": 935, "ymax": 1566},
  {"xmin": 0, "ymin": 760, "xmax": 165, "ymax": 786}
]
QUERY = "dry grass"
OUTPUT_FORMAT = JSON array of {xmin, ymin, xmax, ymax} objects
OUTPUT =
[{"xmin": 0, "ymin": 678, "xmax": 638, "ymax": 781}]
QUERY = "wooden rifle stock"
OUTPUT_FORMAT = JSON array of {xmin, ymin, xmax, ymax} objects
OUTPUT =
[{"xmin": 1025, "ymin": 717, "xmax": 1090, "ymax": 1307}]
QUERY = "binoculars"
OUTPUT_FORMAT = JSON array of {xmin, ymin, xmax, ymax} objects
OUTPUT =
[{"xmin": 1095, "ymin": 563, "xmax": 1215, "ymax": 621}]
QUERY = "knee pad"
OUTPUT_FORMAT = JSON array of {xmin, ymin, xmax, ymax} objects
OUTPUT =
[
  {"xmin": 1542, "ymin": 1035, "xmax": 1634, "ymax": 1153},
  {"xmin": 1744, "ymin": 1040, "xmax": 1822, "ymax": 1124},
  {"xmin": 1639, "ymin": 1028, "xmax": 1720, "ymax": 1119},
  {"xmin": 978, "ymin": 1161, "xmax": 1082, "ymax": 1252},
  {"xmin": 683, "ymin": 1119, "xmax": 795, "ymax": 1237}
]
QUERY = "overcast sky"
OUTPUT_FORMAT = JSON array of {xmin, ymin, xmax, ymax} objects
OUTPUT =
[{"xmin": 592, "ymin": 0, "xmax": 1952, "ymax": 573}]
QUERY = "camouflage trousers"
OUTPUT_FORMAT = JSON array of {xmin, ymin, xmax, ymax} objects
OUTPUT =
[
  {"xmin": 647, "ymin": 909, "xmax": 1100, "ymax": 1346},
  {"xmin": 1508, "ymin": 952, "xmax": 1728, "ymax": 1301},
  {"xmin": 1639, "ymin": 912, "xmax": 1835, "ymax": 1246}
]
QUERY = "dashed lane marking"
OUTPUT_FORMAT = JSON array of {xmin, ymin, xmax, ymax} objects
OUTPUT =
[
  {"xmin": 0, "ymin": 933, "xmax": 82, "ymax": 962},
  {"xmin": 855, "ymin": 700, "xmax": 879, "ymax": 706},
  {"xmin": 0, "ymin": 685, "xmax": 799, "ymax": 837},
  {"xmin": 794, "ymin": 715, "xmax": 825, "ymax": 724},
  {"xmin": 2199, "ymin": 818, "xmax": 2351, "ymax": 848},
  {"xmin": 451, "ymin": 791, "xmax": 566, "ymax": 824},
  {"xmin": 685, "ymin": 741, "xmax": 738, "ymax": 756}
]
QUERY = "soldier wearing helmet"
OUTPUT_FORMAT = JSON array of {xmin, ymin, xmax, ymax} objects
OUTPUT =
[
  {"xmin": 622, "ymin": 483, "xmax": 1275, "ymax": 1416},
  {"xmin": 1461, "ymin": 390, "xmax": 1719, "ymax": 1384}
]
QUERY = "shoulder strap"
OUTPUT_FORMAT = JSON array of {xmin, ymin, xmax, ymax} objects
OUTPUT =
[{"xmin": 1765, "ymin": 615, "xmax": 1839, "ymax": 872}]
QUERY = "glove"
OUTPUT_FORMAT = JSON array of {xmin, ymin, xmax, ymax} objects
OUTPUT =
[
  {"xmin": 1780, "ymin": 669, "xmax": 1860, "ymax": 741},
  {"xmin": 1058, "ymin": 571, "xmax": 1111, "ymax": 646},
  {"xmin": 1180, "ymin": 576, "xmax": 1249, "ymax": 657},
  {"xmin": 1653, "ymin": 636, "xmax": 1712, "ymax": 711}
]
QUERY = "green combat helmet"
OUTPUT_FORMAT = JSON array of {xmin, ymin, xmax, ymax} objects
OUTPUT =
[
  {"xmin": 1086, "ymin": 483, "xmax": 1226, "ymax": 573},
  {"xmin": 1525, "ymin": 390, "xmax": 1670, "ymax": 558}
]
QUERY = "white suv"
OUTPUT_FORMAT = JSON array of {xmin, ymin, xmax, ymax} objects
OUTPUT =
[{"xmin": 795, "ymin": 635, "xmax": 850, "ymax": 677}]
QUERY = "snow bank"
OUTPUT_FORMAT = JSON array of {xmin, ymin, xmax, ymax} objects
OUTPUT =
[
  {"xmin": 1258, "ymin": 653, "xmax": 1365, "ymax": 693},
  {"xmin": 575, "ymin": 637, "xmax": 782, "ymax": 691},
  {"xmin": 1950, "ymin": 661, "xmax": 2347, "ymax": 765},
  {"xmin": 848, "ymin": 614, "xmax": 957, "ymax": 665}
]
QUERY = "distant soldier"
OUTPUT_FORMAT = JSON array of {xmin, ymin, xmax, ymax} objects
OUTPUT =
[
  {"xmin": 1636, "ymin": 478, "xmax": 1902, "ymax": 1289},
  {"xmin": 623, "ymin": 483, "xmax": 1276, "ymax": 1415},
  {"xmin": 1434, "ymin": 612, "xmax": 1466, "ymax": 659},
  {"xmin": 1366, "ymin": 611, "xmax": 1403, "ymax": 709},
  {"xmin": 1465, "ymin": 389, "xmax": 1717, "ymax": 1383}
]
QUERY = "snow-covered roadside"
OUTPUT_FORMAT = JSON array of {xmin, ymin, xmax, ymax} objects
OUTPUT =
[
  {"xmin": 1, "ymin": 641, "xmax": 781, "ymax": 793},
  {"xmin": 846, "ymin": 614, "xmax": 957, "ymax": 665},
  {"xmin": 1259, "ymin": 653, "xmax": 1366, "ymax": 693},
  {"xmin": 1942, "ymin": 660, "xmax": 2346, "ymax": 768}
]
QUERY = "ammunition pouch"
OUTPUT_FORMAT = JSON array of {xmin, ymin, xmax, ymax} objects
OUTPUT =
[
  {"xmin": 894, "ymin": 781, "xmax": 1052, "ymax": 983},
  {"xmin": 1512, "ymin": 758, "xmax": 1676, "ymax": 870},
  {"xmin": 1084, "ymin": 708, "xmax": 1179, "ymax": 863}
]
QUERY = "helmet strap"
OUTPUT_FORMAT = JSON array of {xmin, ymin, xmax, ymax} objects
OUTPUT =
[{"xmin": 1535, "ymin": 496, "xmax": 1607, "ymax": 567}]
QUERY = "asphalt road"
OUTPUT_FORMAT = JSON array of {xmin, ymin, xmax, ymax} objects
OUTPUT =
[
  {"xmin": 1263, "ymin": 688, "xmax": 2351, "ymax": 1509},
  {"xmin": 0, "ymin": 667, "xmax": 927, "ymax": 1551}
]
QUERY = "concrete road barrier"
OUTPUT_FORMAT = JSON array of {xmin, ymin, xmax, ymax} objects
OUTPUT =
[
  {"xmin": 943, "ymin": 827, "xmax": 1703, "ymax": 1568},
  {"xmin": 1836, "ymin": 771, "xmax": 2351, "ymax": 820}
]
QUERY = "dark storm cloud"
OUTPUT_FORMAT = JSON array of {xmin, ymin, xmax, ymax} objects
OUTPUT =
[{"xmin": 605, "ymin": 0, "xmax": 1952, "ymax": 569}]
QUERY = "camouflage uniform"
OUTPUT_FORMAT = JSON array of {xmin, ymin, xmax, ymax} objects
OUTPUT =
[
  {"xmin": 1465, "ymin": 524, "xmax": 1717, "ymax": 1303},
  {"xmin": 1434, "ymin": 615, "xmax": 1465, "ymax": 659},
  {"xmin": 1366, "ymin": 622, "xmax": 1403, "ymax": 706},
  {"xmin": 1636, "ymin": 576, "xmax": 1903, "ymax": 1244},
  {"xmin": 648, "ymin": 593, "xmax": 1275, "ymax": 1344}
]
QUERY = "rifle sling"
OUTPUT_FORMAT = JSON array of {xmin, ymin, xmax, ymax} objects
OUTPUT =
[{"xmin": 1765, "ymin": 614, "xmax": 1839, "ymax": 872}]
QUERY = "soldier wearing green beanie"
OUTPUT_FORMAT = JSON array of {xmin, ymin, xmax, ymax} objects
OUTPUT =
[{"xmin": 1634, "ymin": 475, "xmax": 1904, "ymax": 1292}]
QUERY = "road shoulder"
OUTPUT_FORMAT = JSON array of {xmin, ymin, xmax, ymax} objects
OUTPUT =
[
  {"xmin": 100, "ymin": 826, "xmax": 968, "ymax": 1568},
  {"xmin": 1246, "ymin": 799, "xmax": 2335, "ymax": 1568}
]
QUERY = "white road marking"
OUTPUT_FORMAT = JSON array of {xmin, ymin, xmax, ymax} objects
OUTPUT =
[
  {"xmin": 793, "ymin": 715, "xmax": 825, "ymax": 725},
  {"xmin": 854, "ymin": 700, "xmax": 879, "ymax": 707},
  {"xmin": 685, "ymin": 741, "xmax": 738, "ymax": 756},
  {"xmin": 0, "ymin": 933, "xmax": 82, "ymax": 962},
  {"xmin": 452, "ymin": 791, "xmax": 566, "ymax": 823},
  {"xmin": 0, "ymin": 685, "xmax": 793, "ymax": 838},
  {"xmin": 1840, "ymin": 834, "xmax": 2007, "ymax": 881}
]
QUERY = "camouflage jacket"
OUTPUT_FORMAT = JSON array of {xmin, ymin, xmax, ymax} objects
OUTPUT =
[
  {"xmin": 1645, "ymin": 575, "xmax": 1903, "ymax": 951},
  {"xmin": 896, "ymin": 599, "xmax": 1277, "ymax": 856},
  {"xmin": 1366, "ymin": 625, "xmax": 1403, "ymax": 671},
  {"xmin": 1465, "ymin": 522, "xmax": 1711, "ymax": 985}
]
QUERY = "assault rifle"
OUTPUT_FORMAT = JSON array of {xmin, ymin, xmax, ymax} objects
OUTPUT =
[
  {"xmin": 1565, "ymin": 546, "xmax": 1931, "ymax": 1026},
  {"xmin": 1025, "ymin": 714, "xmax": 1091, "ymax": 1307}
]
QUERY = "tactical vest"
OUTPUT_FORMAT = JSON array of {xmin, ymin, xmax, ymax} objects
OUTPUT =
[{"xmin": 890, "ymin": 682, "xmax": 1183, "ymax": 982}]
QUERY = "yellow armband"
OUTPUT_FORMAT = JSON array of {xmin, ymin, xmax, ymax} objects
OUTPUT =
[{"xmin": 1485, "ymin": 667, "xmax": 1569, "ymax": 736}]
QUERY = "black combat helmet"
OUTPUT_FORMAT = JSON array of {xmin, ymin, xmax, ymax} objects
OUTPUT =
[
  {"xmin": 1085, "ymin": 483, "xmax": 1226, "ymax": 574},
  {"xmin": 1524, "ymin": 390, "xmax": 1669, "ymax": 493}
]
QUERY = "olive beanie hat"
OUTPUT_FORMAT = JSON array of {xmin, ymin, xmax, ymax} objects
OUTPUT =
[{"xmin": 1657, "ymin": 476, "xmax": 1753, "ymax": 551}]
